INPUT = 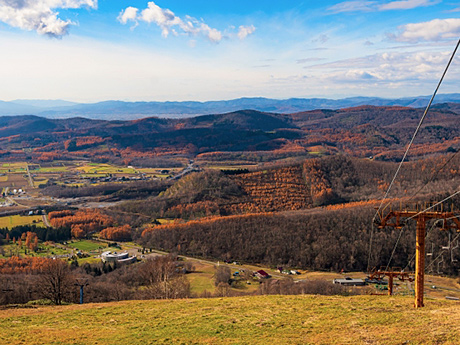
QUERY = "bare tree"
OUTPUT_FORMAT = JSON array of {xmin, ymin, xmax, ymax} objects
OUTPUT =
[
  {"xmin": 37, "ymin": 259, "xmax": 73, "ymax": 305},
  {"xmin": 214, "ymin": 265, "xmax": 231, "ymax": 286},
  {"xmin": 137, "ymin": 255, "xmax": 190, "ymax": 299}
]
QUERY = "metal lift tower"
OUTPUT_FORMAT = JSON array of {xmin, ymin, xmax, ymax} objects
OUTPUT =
[{"xmin": 376, "ymin": 203, "xmax": 460, "ymax": 308}]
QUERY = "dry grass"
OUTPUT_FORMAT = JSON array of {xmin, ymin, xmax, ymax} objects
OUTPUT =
[
  {"xmin": 0, "ymin": 295, "xmax": 458, "ymax": 344},
  {"xmin": 0, "ymin": 215, "xmax": 44, "ymax": 229}
]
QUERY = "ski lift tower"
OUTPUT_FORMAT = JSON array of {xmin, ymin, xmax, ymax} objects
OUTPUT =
[{"xmin": 376, "ymin": 202, "xmax": 460, "ymax": 308}]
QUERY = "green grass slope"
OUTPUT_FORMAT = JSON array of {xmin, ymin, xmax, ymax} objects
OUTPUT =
[{"xmin": 1, "ymin": 295, "xmax": 459, "ymax": 344}]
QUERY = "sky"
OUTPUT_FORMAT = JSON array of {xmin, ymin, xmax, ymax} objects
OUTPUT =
[{"xmin": 0, "ymin": 0, "xmax": 459, "ymax": 102}]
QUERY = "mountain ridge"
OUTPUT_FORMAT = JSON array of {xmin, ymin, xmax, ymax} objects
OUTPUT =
[{"xmin": 1, "ymin": 94, "xmax": 460, "ymax": 120}]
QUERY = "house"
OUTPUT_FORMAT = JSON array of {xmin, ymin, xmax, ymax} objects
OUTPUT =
[{"xmin": 254, "ymin": 270, "xmax": 271, "ymax": 279}]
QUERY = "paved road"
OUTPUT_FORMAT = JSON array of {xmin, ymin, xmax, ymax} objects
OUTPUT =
[{"xmin": 25, "ymin": 164, "xmax": 34, "ymax": 188}]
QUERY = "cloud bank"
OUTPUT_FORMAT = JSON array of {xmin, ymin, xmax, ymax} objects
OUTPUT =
[
  {"xmin": 0, "ymin": 0, "xmax": 97, "ymax": 37},
  {"xmin": 389, "ymin": 18, "xmax": 460, "ymax": 42},
  {"xmin": 118, "ymin": 1, "xmax": 255, "ymax": 43}
]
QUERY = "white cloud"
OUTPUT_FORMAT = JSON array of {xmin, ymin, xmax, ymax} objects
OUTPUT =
[
  {"xmin": 237, "ymin": 25, "xmax": 256, "ymax": 40},
  {"xmin": 0, "ymin": 0, "xmax": 97, "ymax": 37},
  {"xmin": 389, "ymin": 18, "xmax": 460, "ymax": 42},
  {"xmin": 379, "ymin": 0, "xmax": 439, "ymax": 10},
  {"xmin": 119, "ymin": 1, "xmax": 222, "ymax": 42},
  {"xmin": 117, "ymin": 6, "xmax": 138, "ymax": 25},
  {"xmin": 119, "ymin": 2, "xmax": 254, "ymax": 43},
  {"xmin": 328, "ymin": 0, "xmax": 439, "ymax": 13},
  {"xmin": 328, "ymin": 1, "xmax": 376, "ymax": 13},
  {"xmin": 310, "ymin": 50, "xmax": 457, "ymax": 83}
]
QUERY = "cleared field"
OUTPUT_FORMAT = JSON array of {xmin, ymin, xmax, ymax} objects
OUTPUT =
[
  {"xmin": 156, "ymin": 218, "xmax": 176, "ymax": 225},
  {"xmin": 77, "ymin": 164, "xmax": 137, "ymax": 174},
  {"xmin": 0, "ymin": 163, "xmax": 27, "ymax": 174},
  {"xmin": 0, "ymin": 174, "xmax": 28, "ymax": 188},
  {"xmin": 33, "ymin": 178, "xmax": 49, "ymax": 187},
  {"xmin": 0, "ymin": 295, "xmax": 458, "ymax": 344},
  {"xmin": 67, "ymin": 240, "xmax": 107, "ymax": 252},
  {"xmin": 0, "ymin": 215, "xmax": 44, "ymax": 229},
  {"xmin": 34, "ymin": 167, "xmax": 68, "ymax": 173},
  {"xmin": 188, "ymin": 261, "xmax": 218, "ymax": 295},
  {"xmin": 0, "ymin": 243, "xmax": 71, "ymax": 259}
]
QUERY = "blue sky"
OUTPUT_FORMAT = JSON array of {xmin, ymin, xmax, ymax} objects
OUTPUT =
[{"xmin": 0, "ymin": 0, "xmax": 459, "ymax": 102}]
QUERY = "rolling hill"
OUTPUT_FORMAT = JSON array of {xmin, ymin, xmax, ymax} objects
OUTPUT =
[{"xmin": 0, "ymin": 105, "xmax": 457, "ymax": 165}]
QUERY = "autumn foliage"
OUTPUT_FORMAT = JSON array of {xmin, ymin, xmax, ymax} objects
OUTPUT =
[
  {"xmin": 226, "ymin": 166, "xmax": 312, "ymax": 213},
  {"xmin": 99, "ymin": 225, "xmax": 132, "ymax": 241},
  {"xmin": 49, "ymin": 209, "xmax": 114, "ymax": 239},
  {"xmin": 0, "ymin": 256, "xmax": 53, "ymax": 274}
]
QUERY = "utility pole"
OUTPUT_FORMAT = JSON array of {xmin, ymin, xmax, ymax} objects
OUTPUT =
[
  {"xmin": 75, "ymin": 278, "xmax": 89, "ymax": 304},
  {"xmin": 376, "ymin": 203, "xmax": 460, "ymax": 308}
]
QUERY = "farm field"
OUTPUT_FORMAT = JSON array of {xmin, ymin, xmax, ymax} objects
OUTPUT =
[
  {"xmin": 0, "ymin": 215, "xmax": 44, "ymax": 229},
  {"xmin": 0, "ymin": 163, "xmax": 27, "ymax": 174},
  {"xmin": 0, "ymin": 174, "xmax": 28, "ymax": 189},
  {"xmin": 0, "ymin": 242, "xmax": 72, "ymax": 259},
  {"xmin": 76, "ymin": 163, "xmax": 137, "ymax": 174},
  {"xmin": 67, "ymin": 240, "xmax": 108, "ymax": 252},
  {"xmin": 0, "ymin": 295, "xmax": 458, "ymax": 345}
]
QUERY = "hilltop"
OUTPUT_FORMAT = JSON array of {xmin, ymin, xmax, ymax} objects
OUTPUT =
[{"xmin": 1, "ymin": 295, "xmax": 459, "ymax": 344}]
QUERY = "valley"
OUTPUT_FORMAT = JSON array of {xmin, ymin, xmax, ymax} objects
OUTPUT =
[{"xmin": 0, "ymin": 105, "xmax": 458, "ymax": 333}]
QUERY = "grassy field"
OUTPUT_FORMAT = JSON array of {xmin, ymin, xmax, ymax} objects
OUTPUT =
[
  {"xmin": 67, "ymin": 240, "xmax": 107, "ymax": 252},
  {"xmin": 0, "ymin": 295, "xmax": 458, "ymax": 344},
  {"xmin": 0, "ymin": 215, "xmax": 44, "ymax": 229},
  {"xmin": 188, "ymin": 261, "xmax": 219, "ymax": 295},
  {"xmin": 0, "ymin": 163, "xmax": 27, "ymax": 174},
  {"xmin": 77, "ymin": 163, "xmax": 137, "ymax": 174},
  {"xmin": 0, "ymin": 242, "xmax": 72, "ymax": 259},
  {"xmin": 34, "ymin": 167, "xmax": 68, "ymax": 173}
]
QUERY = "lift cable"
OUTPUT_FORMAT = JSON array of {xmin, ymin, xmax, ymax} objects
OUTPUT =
[
  {"xmin": 406, "ymin": 150, "xmax": 460, "ymax": 203},
  {"xmin": 407, "ymin": 189, "xmax": 460, "ymax": 221},
  {"xmin": 366, "ymin": 38, "xmax": 460, "ymax": 272},
  {"xmin": 403, "ymin": 215, "xmax": 460, "ymax": 271},
  {"xmin": 366, "ymin": 154, "xmax": 459, "ymax": 271},
  {"xmin": 374, "ymin": 38, "xmax": 460, "ymax": 221},
  {"xmin": 425, "ymin": 232, "xmax": 460, "ymax": 272}
]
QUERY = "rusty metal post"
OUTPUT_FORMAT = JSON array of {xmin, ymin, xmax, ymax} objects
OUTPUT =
[{"xmin": 414, "ymin": 216, "xmax": 426, "ymax": 308}]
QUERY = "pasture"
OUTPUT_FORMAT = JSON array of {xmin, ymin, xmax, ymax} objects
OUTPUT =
[
  {"xmin": 0, "ymin": 295, "xmax": 458, "ymax": 344},
  {"xmin": 67, "ymin": 240, "xmax": 107, "ymax": 252},
  {"xmin": 0, "ymin": 215, "xmax": 44, "ymax": 229}
]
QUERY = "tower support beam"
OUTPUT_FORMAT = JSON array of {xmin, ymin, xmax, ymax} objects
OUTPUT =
[{"xmin": 414, "ymin": 216, "xmax": 426, "ymax": 308}]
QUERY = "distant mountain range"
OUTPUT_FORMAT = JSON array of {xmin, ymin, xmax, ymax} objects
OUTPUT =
[{"xmin": 1, "ymin": 94, "xmax": 460, "ymax": 120}]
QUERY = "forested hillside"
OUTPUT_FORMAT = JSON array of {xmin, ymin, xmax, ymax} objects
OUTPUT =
[
  {"xmin": 105, "ymin": 153, "xmax": 460, "ymax": 274},
  {"xmin": 111, "ymin": 154, "xmax": 459, "ymax": 221},
  {"xmin": 0, "ymin": 106, "xmax": 457, "ymax": 165}
]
